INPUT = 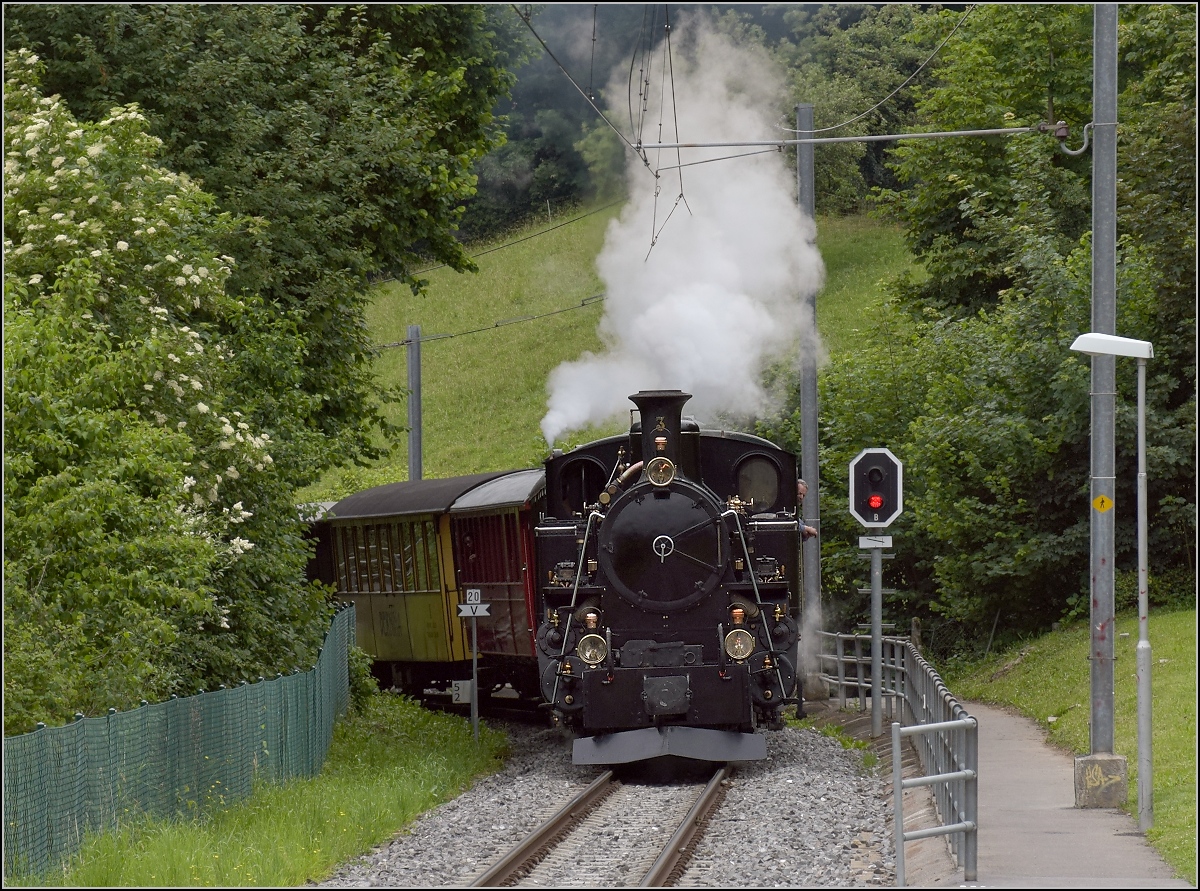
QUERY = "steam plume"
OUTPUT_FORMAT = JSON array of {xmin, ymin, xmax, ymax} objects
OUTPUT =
[{"xmin": 540, "ymin": 20, "xmax": 825, "ymax": 445}]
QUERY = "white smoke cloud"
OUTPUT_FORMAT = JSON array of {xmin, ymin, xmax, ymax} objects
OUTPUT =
[{"xmin": 540, "ymin": 20, "xmax": 825, "ymax": 445}]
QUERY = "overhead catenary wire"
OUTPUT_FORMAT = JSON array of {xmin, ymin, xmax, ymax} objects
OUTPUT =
[
  {"xmin": 512, "ymin": 5, "xmax": 997, "ymax": 250},
  {"xmin": 393, "ymin": 5, "xmax": 1034, "ymax": 348},
  {"xmin": 510, "ymin": 5, "xmax": 709, "ymax": 257},
  {"xmin": 646, "ymin": 10, "xmax": 691, "ymax": 259},
  {"xmin": 662, "ymin": 10, "xmax": 687, "ymax": 192},
  {"xmin": 375, "ymin": 294, "xmax": 606, "ymax": 350},
  {"xmin": 653, "ymin": 147, "xmax": 783, "ymax": 173},
  {"xmin": 780, "ymin": 4, "xmax": 978, "ymax": 135},
  {"xmin": 637, "ymin": 126, "xmax": 1045, "ymax": 151},
  {"xmin": 512, "ymin": 4, "xmax": 650, "ymax": 171},
  {"xmin": 630, "ymin": 4, "xmax": 660, "ymax": 155},
  {"xmin": 588, "ymin": 5, "xmax": 598, "ymax": 101},
  {"xmin": 408, "ymin": 199, "xmax": 624, "ymax": 278}
]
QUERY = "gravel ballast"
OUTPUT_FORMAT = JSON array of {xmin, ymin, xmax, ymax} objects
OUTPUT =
[{"xmin": 317, "ymin": 719, "xmax": 895, "ymax": 888}]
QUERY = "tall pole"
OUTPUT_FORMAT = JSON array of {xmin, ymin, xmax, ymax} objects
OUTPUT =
[
  {"xmin": 1074, "ymin": 4, "xmax": 1128, "ymax": 810},
  {"xmin": 407, "ymin": 324, "xmax": 423, "ymax": 481},
  {"xmin": 1089, "ymin": 3, "xmax": 1118, "ymax": 758},
  {"xmin": 471, "ymin": 615, "xmax": 480, "ymax": 743},
  {"xmin": 795, "ymin": 103, "xmax": 822, "ymax": 695},
  {"xmin": 1136, "ymin": 356, "xmax": 1153, "ymax": 829}
]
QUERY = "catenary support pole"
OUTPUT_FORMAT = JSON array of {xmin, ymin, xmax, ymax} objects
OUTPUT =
[
  {"xmin": 1089, "ymin": 3, "xmax": 1118, "ymax": 757},
  {"xmin": 1074, "ymin": 3, "xmax": 1128, "ymax": 810},
  {"xmin": 795, "ymin": 103, "xmax": 822, "ymax": 697},
  {"xmin": 407, "ymin": 324, "xmax": 423, "ymax": 481}
]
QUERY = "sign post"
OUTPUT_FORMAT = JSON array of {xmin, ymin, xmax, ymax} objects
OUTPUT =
[{"xmin": 457, "ymin": 588, "xmax": 490, "ymax": 743}]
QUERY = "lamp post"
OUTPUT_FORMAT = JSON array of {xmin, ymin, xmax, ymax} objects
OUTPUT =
[{"xmin": 1070, "ymin": 332, "xmax": 1154, "ymax": 830}]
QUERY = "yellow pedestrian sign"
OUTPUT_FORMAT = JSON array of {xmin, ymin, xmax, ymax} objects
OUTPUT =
[{"xmin": 1093, "ymin": 494, "xmax": 1114, "ymax": 512}]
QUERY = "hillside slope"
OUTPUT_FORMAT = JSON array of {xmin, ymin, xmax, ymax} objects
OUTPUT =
[{"xmin": 301, "ymin": 207, "xmax": 917, "ymax": 500}]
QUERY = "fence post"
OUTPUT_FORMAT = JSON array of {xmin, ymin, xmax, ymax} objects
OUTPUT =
[
  {"xmin": 964, "ymin": 717, "xmax": 979, "ymax": 881},
  {"xmin": 836, "ymin": 634, "xmax": 846, "ymax": 709},
  {"xmin": 893, "ymin": 720, "xmax": 906, "ymax": 887}
]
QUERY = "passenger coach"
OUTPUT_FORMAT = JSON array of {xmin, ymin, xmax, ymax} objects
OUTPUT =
[{"xmin": 309, "ymin": 469, "xmax": 546, "ymax": 701}]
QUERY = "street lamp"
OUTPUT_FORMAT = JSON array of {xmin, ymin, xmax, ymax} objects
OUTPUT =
[{"xmin": 1070, "ymin": 332, "xmax": 1154, "ymax": 830}]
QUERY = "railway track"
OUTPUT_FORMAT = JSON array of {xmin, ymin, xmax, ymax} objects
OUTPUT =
[{"xmin": 469, "ymin": 764, "xmax": 732, "ymax": 887}]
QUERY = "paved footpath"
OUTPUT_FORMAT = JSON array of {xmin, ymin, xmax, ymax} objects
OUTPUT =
[
  {"xmin": 938, "ymin": 701, "xmax": 1193, "ymax": 889},
  {"xmin": 806, "ymin": 698, "xmax": 1193, "ymax": 889}
]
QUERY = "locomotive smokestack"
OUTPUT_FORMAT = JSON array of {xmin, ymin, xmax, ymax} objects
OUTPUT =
[{"xmin": 629, "ymin": 390, "xmax": 692, "ymax": 469}]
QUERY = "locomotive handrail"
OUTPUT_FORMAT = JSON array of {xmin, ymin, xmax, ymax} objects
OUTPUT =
[
  {"xmin": 745, "ymin": 518, "xmax": 800, "ymax": 532},
  {"xmin": 566, "ymin": 510, "xmax": 603, "ymax": 613},
  {"xmin": 549, "ymin": 509, "xmax": 603, "ymax": 708},
  {"xmin": 721, "ymin": 508, "xmax": 763, "ymax": 606},
  {"xmin": 722, "ymin": 507, "xmax": 793, "ymax": 703}
]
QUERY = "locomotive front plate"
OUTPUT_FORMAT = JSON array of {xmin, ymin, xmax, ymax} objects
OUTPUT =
[{"xmin": 597, "ymin": 479, "xmax": 729, "ymax": 612}]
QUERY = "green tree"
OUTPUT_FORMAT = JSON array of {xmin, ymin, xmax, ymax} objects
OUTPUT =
[
  {"xmin": 774, "ymin": 3, "xmax": 946, "ymax": 214},
  {"xmin": 763, "ymin": 6, "xmax": 1195, "ymax": 648},
  {"xmin": 4, "ymin": 4, "xmax": 520, "ymax": 471},
  {"xmin": 1113, "ymin": 5, "xmax": 1197, "ymax": 411},
  {"xmin": 3, "ymin": 51, "xmax": 330, "ymax": 733},
  {"xmin": 877, "ymin": 4, "xmax": 1094, "ymax": 317},
  {"xmin": 575, "ymin": 121, "xmax": 627, "ymax": 201}
]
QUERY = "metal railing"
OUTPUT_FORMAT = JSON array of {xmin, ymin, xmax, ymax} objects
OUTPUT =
[
  {"xmin": 815, "ymin": 629, "xmax": 907, "ymax": 718},
  {"xmin": 815, "ymin": 630, "xmax": 978, "ymax": 887},
  {"xmin": 892, "ymin": 644, "xmax": 977, "ymax": 886}
]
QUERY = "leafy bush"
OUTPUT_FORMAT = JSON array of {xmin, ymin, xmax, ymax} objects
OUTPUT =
[
  {"xmin": 346, "ymin": 645, "xmax": 380, "ymax": 713},
  {"xmin": 3, "ymin": 51, "xmax": 330, "ymax": 733},
  {"xmin": 5, "ymin": 3, "xmax": 521, "ymax": 467}
]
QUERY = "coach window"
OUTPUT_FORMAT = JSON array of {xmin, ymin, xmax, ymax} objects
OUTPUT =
[
  {"xmin": 736, "ymin": 455, "xmax": 781, "ymax": 512},
  {"xmin": 454, "ymin": 513, "xmax": 522, "ymax": 584},
  {"xmin": 332, "ymin": 518, "xmax": 439, "ymax": 596}
]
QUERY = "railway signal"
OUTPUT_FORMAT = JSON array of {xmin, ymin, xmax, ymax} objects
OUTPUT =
[{"xmin": 849, "ymin": 448, "xmax": 903, "ymax": 528}]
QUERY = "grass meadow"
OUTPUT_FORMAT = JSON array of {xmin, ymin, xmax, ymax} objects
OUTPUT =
[{"xmin": 946, "ymin": 606, "xmax": 1197, "ymax": 885}]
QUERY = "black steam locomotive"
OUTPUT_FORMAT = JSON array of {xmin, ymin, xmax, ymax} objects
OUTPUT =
[{"xmin": 310, "ymin": 390, "xmax": 802, "ymax": 764}]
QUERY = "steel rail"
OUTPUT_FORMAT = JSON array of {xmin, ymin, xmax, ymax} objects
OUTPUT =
[
  {"xmin": 470, "ymin": 769, "xmax": 617, "ymax": 887},
  {"xmin": 640, "ymin": 765, "xmax": 732, "ymax": 887}
]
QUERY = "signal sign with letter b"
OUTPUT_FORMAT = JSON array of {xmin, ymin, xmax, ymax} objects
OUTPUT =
[{"xmin": 849, "ymin": 448, "xmax": 903, "ymax": 528}]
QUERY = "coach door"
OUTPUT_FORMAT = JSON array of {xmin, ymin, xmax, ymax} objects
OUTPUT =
[{"xmin": 451, "ymin": 510, "xmax": 535, "ymax": 658}]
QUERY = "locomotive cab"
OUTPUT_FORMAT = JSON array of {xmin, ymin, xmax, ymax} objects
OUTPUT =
[{"xmin": 536, "ymin": 390, "xmax": 802, "ymax": 764}]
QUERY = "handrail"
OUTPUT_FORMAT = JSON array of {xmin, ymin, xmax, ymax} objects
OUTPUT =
[
  {"xmin": 893, "ymin": 716, "xmax": 978, "ymax": 886},
  {"xmin": 813, "ymin": 630, "xmax": 978, "ymax": 887}
]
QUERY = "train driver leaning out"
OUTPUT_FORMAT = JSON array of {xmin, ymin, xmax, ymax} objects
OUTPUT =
[{"xmin": 796, "ymin": 479, "xmax": 818, "ymax": 541}]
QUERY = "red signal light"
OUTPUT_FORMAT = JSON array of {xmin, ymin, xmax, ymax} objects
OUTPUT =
[{"xmin": 868, "ymin": 494, "xmax": 884, "ymax": 510}]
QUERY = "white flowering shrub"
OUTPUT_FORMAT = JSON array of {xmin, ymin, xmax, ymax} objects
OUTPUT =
[{"xmin": 3, "ymin": 51, "xmax": 331, "ymax": 733}]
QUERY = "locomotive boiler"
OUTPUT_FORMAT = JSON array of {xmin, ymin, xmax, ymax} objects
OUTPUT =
[{"xmin": 535, "ymin": 390, "xmax": 802, "ymax": 764}]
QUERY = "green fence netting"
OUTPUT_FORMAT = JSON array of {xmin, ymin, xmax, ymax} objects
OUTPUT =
[{"xmin": 2, "ymin": 604, "xmax": 354, "ymax": 880}]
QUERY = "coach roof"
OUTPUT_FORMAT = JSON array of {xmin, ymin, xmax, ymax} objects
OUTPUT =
[
  {"xmin": 326, "ymin": 471, "xmax": 517, "ymax": 520},
  {"xmin": 450, "ymin": 468, "xmax": 545, "ymax": 513}
]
